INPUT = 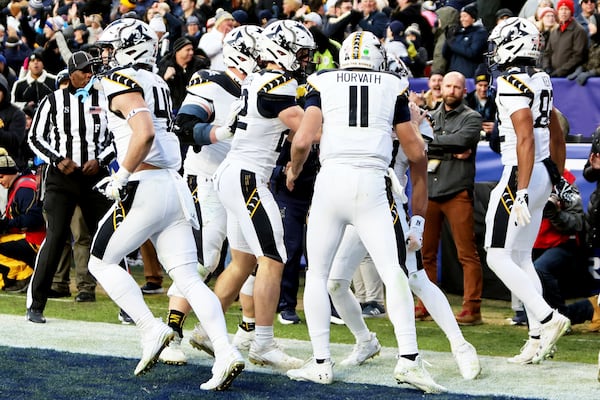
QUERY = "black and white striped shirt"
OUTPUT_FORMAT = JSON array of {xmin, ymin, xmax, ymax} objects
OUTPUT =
[{"xmin": 28, "ymin": 83, "xmax": 114, "ymax": 167}]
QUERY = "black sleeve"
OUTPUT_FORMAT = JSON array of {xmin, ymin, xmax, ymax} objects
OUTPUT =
[
  {"xmin": 304, "ymin": 89, "xmax": 321, "ymax": 109},
  {"xmin": 257, "ymin": 93, "xmax": 297, "ymax": 118},
  {"xmin": 8, "ymin": 186, "xmax": 44, "ymax": 230},
  {"xmin": 393, "ymin": 94, "xmax": 410, "ymax": 125}
]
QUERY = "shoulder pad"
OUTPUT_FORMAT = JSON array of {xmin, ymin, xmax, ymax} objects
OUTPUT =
[
  {"xmin": 105, "ymin": 70, "xmax": 142, "ymax": 91},
  {"xmin": 187, "ymin": 69, "xmax": 241, "ymax": 98},
  {"xmin": 258, "ymin": 70, "xmax": 294, "ymax": 94},
  {"xmin": 500, "ymin": 73, "xmax": 533, "ymax": 98},
  {"xmin": 188, "ymin": 69, "xmax": 219, "ymax": 87}
]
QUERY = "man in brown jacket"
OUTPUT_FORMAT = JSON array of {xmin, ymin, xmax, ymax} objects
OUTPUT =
[{"xmin": 543, "ymin": 0, "xmax": 589, "ymax": 77}]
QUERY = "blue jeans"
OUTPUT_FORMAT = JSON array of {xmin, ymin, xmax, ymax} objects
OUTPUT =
[
  {"xmin": 534, "ymin": 246, "xmax": 575, "ymax": 309},
  {"xmin": 534, "ymin": 244, "xmax": 593, "ymax": 324}
]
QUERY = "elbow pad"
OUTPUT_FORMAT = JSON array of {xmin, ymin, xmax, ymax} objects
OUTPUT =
[{"xmin": 193, "ymin": 122, "xmax": 214, "ymax": 146}]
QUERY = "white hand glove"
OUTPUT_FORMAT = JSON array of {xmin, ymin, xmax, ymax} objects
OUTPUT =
[
  {"xmin": 513, "ymin": 189, "xmax": 531, "ymax": 226},
  {"xmin": 418, "ymin": 116, "xmax": 434, "ymax": 143},
  {"xmin": 387, "ymin": 168, "xmax": 408, "ymax": 203},
  {"xmin": 214, "ymin": 98, "xmax": 244, "ymax": 141},
  {"xmin": 409, "ymin": 101, "xmax": 433, "ymax": 143},
  {"xmin": 94, "ymin": 167, "xmax": 131, "ymax": 201},
  {"xmin": 406, "ymin": 215, "xmax": 425, "ymax": 252}
]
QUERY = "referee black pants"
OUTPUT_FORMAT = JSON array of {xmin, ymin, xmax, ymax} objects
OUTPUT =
[{"xmin": 29, "ymin": 166, "xmax": 111, "ymax": 311}]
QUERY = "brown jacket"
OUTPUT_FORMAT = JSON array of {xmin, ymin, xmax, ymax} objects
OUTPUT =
[{"xmin": 543, "ymin": 19, "xmax": 588, "ymax": 77}]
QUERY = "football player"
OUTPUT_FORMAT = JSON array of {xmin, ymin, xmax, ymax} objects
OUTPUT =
[
  {"xmin": 484, "ymin": 17, "xmax": 570, "ymax": 365},
  {"xmin": 285, "ymin": 31, "xmax": 445, "ymax": 393},
  {"xmin": 211, "ymin": 19, "xmax": 315, "ymax": 371},
  {"xmin": 87, "ymin": 18, "xmax": 244, "ymax": 390},
  {"xmin": 158, "ymin": 25, "xmax": 264, "ymax": 365}
]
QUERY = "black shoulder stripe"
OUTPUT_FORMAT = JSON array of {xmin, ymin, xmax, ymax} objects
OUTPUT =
[
  {"xmin": 188, "ymin": 71, "xmax": 241, "ymax": 98},
  {"xmin": 260, "ymin": 75, "xmax": 293, "ymax": 94},
  {"xmin": 107, "ymin": 72, "xmax": 141, "ymax": 91},
  {"xmin": 188, "ymin": 69, "xmax": 216, "ymax": 87},
  {"xmin": 211, "ymin": 73, "xmax": 241, "ymax": 97},
  {"xmin": 187, "ymin": 74, "xmax": 205, "ymax": 87},
  {"xmin": 503, "ymin": 75, "xmax": 533, "ymax": 99}
]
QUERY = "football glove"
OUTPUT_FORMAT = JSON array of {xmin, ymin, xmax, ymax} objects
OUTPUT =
[
  {"xmin": 214, "ymin": 98, "xmax": 244, "ymax": 141},
  {"xmin": 513, "ymin": 189, "xmax": 531, "ymax": 227},
  {"xmin": 406, "ymin": 215, "xmax": 425, "ymax": 252},
  {"xmin": 387, "ymin": 168, "xmax": 408, "ymax": 203},
  {"xmin": 94, "ymin": 167, "xmax": 131, "ymax": 201},
  {"xmin": 172, "ymin": 113, "xmax": 198, "ymax": 145}
]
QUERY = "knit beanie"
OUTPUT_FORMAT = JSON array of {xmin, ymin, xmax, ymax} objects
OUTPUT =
[
  {"xmin": 232, "ymin": 10, "xmax": 248, "ymax": 24},
  {"xmin": 173, "ymin": 37, "xmax": 192, "ymax": 53},
  {"xmin": 214, "ymin": 8, "xmax": 234, "ymax": 29},
  {"xmin": 537, "ymin": 7, "xmax": 557, "ymax": 20},
  {"xmin": 389, "ymin": 21, "xmax": 405, "ymax": 40},
  {"xmin": 0, "ymin": 148, "xmax": 18, "ymax": 175},
  {"xmin": 556, "ymin": 0, "xmax": 574, "ymax": 14},
  {"xmin": 120, "ymin": 0, "xmax": 137, "ymax": 9},
  {"xmin": 474, "ymin": 63, "xmax": 490, "ymax": 83},
  {"xmin": 461, "ymin": 2, "xmax": 478, "ymax": 20}
]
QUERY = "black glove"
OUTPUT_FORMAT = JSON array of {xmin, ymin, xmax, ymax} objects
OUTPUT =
[
  {"xmin": 173, "ymin": 114, "xmax": 199, "ymax": 145},
  {"xmin": 0, "ymin": 218, "xmax": 9, "ymax": 234}
]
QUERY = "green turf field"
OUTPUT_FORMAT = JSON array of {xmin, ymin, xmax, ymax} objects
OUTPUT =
[{"xmin": 1, "ymin": 265, "xmax": 598, "ymax": 364}]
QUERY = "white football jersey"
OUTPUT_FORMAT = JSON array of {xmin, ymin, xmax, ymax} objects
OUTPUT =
[
  {"xmin": 495, "ymin": 66, "xmax": 552, "ymax": 166},
  {"xmin": 225, "ymin": 69, "xmax": 298, "ymax": 179},
  {"xmin": 182, "ymin": 69, "xmax": 240, "ymax": 176},
  {"xmin": 306, "ymin": 69, "xmax": 409, "ymax": 170},
  {"xmin": 101, "ymin": 66, "xmax": 181, "ymax": 170}
]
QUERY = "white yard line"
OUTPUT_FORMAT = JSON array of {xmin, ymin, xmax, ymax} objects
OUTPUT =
[{"xmin": 1, "ymin": 314, "xmax": 598, "ymax": 399}]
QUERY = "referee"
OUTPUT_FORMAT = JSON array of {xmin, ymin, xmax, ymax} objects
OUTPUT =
[{"xmin": 26, "ymin": 51, "xmax": 115, "ymax": 323}]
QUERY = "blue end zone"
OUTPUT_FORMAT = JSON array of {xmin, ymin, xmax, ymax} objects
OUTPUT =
[{"xmin": 0, "ymin": 346, "xmax": 540, "ymax": 400}]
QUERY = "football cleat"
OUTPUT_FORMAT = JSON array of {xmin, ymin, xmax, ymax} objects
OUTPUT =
[
  {"xmin": 452, "ymin": 341, "xmax": 481, "ymax": 380},
  {"xmin": 189, "ymin": 323, "xmax": 215, "ymax": 358},
  {"xmin": 394, "ymin": 355, "xmax": 446, "ymax": 394},
  {"xmin": 134, "ymin": 321, "xmax": 174, "ymax": 375},
  {"xmin": 340, "ymin": 332, "xmax": 381, "ymax": 366},
  {"xmin": 249, "ymin": 341, "xmax": 304, "ymax": 370},
  {"xmin": 232, "ymin": 325, "xmax": 255, "ymax": 352},
  {"xmin": 159, "ymin": 333, "xmax": 187, "ymax": 365},
  {"xmin": 532, "ymin": 311, "xmax": 570, "ymax": 364},
  {"xmin": 200, "ymin": 346, "xmax": 245, "ymax": 391},
  {"xmin": 287, "ymin": 358, "xmax": 334, "ymax": 384}
]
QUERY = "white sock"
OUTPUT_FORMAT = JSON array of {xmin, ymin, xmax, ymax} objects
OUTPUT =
[
  {"xmin": 254, "ymin": 325, "xmax": 274, "ymax": 348},
  {"xmin": 169, "ymin": 263, "xmax": 230, "ymax": 349},
  {"xmin": 88, "ymin": 256, "xmax": 155, "ymax": 330},
  {"xmin": 409, "ymin": 270, "xmax": 464, "ymax": 348},
  {"xmin": 328, "ymin": 278, "xmax": 371, "ymax": 343}
]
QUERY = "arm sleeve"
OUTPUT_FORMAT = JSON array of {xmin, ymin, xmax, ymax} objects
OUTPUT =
[
  {"xmin": 7, "ymin": 187, "xmax": 44, "ymax": 231},
  {"xmin": 429, "ymin": 111, "xmax": 482, "ymax": 155},
  {"xmin": 257, "ymin": 93, "xmax": 297, "ymax": 118},
  {"xmin": 548, "ymin": 187, "xmax": 584, "ymax": 233},
  {"xmin": 392, "ymin": 94, "xmax": 410, "ymax": 125},
  {"xmin": 27, "ymin": 96, "xmax": 63, "ymax": 166}
]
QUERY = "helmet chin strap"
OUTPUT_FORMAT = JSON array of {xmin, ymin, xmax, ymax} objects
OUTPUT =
[{"xmin": 74, "ymin": 76, "xmax": 96, "ymax": 103}]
